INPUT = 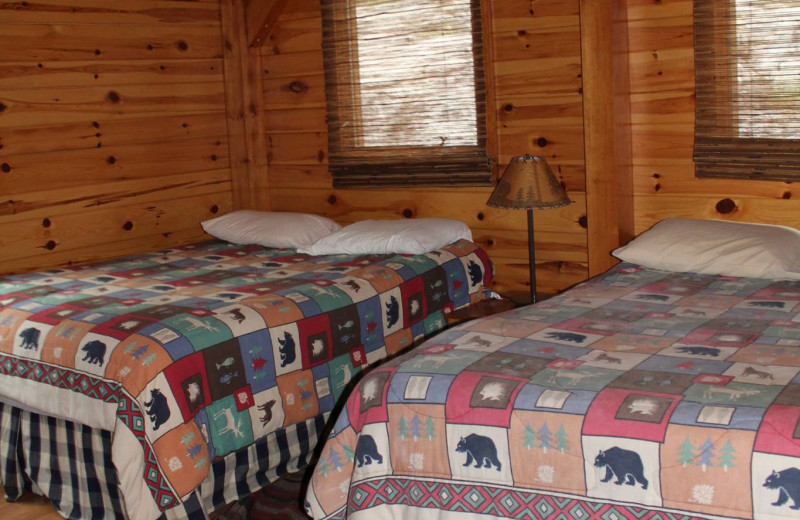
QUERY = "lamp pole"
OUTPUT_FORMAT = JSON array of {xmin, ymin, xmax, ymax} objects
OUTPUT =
[{"xmin": 527, "ymin": 208, "xmax": 537, "ymax": 304}]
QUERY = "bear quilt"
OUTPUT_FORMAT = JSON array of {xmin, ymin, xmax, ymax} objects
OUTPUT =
[
  {"xmin": 0, "ymin": 239, "xmax": 493, "ymax": 520},
  {"xmin": 306, "ymin": 263, "xmax": 800, "ymax": 520}
]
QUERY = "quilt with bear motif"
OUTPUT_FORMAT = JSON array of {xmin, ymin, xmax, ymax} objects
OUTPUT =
[
  {"xmin": 0, "ymin": 239, "xmax": 492, "ymax": 520},
  {"xmin": 306, "ymin": 263, "xmax": 800, "ymax": 520}
]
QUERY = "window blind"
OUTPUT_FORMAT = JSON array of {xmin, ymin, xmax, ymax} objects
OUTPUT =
[
  {"xmin": 694, "ymin": 1, "xmax": 800, "ymax": 181},
  {"xmin": 320, "ymin": 0, "xmax": 491, "ymax": 188}
]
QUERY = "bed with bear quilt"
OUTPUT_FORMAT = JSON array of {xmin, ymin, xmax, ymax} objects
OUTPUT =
[
  {"xmin": 0, "ymin": 238, "xmax": 493, "ymax": 520},
  {"xmin": 306, "ymin": 262, "xmax": 800, "ymax": 520}
]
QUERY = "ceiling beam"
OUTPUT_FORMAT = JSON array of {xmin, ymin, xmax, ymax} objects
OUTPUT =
[{"xmin": 246, "ymin": 0, "xmax": 289, "ymax": 48}]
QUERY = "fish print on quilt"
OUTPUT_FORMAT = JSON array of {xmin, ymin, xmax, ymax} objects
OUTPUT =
[
  {"xmin": 306, "ymin": 263, "xmax": 800, "ymax": 520},
  {"xmin": 0, "ymin": 239, "xmax": 492, "ymax": 516}
]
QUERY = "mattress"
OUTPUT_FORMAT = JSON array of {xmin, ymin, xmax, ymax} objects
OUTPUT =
[
  {"xmin": 306, "ymin": 263, "xmax": 800, "ymax": 520},
  {"xmin": 0, "ymin": 238, "xmax": 493, "ymax": 520}
]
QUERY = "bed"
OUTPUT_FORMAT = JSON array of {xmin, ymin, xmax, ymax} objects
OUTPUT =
[
  {"xmin": 305, "ymin": 218, "xmax": 800, "ymax": 520},
  {"xmin": 0, "ymin": 224, "xmax": 494, "ymax": 520}
]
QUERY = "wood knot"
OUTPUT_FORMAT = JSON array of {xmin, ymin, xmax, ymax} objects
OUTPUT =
[
  {"xmin": 211, "ymin": 154, "xmax": 217, "ymax": 161},
  {"xmin": 122, "ymin": 221, "xmax": 134, "ymax": 231},
  {"xmin": 715, "ymin": 198, "xmax": 737, "ymax": 214},
  {"xmin": 487, "ymin": 238, "xmax": 494, "ymax": 246},
  {"xmin": 402, "ymin": 209, "xmax": 414, "ymax": 218},
  {"xmin": 107, "ymin": 91, "xmax": 120, "ymax": 103},
  {"xmin": 317, "ymin": 150, "xmax": 324, "ymax": 163},
  {"xmin": 210, "ymin": 205, "xmax": 219, "ymax": 214},
  {"xmin": 1, "ymin": 163, "xmax": 10, "ymax": 173},
  {"xmin": 288, "ymin": 81, "xmax": 308, "ymax": 94},
  {"xmin": 94, "ymin": 49, "xmax": 101, "ymax": 56},
  {"xmin": 536, "ymin": 137, "xmax": 548, "ymax": 147},
  {"xmin": 45, "ymin": 240, "xmax": 57, "ymax": 251},
  {"xmin": 327, "ymin": 194, "xmax": 337, "ymax": 204},
  {"xmin": 578, "ymin": 215, "xmax": 588, "ymax": 228},
  {"xmin": 42, "ymin": 218, "xmax": 51, "ymax": 228},
  {"xmin": 477, "ymin": 212, "xmax": 485, "ymax": 221},
  {"xmin": 503, "ymin": 104, "xmax": 513, "ymax": 112},
  {"xmin": 783, "ymin": 191, "xmax": 791, "ymax": 199},
  {"xmin": 0, "ymin": 102, "xmax": 6, "ymax": 112},
  {"xmin": 176, "ymin": 40, "xmax": 189, "ymax": 51},
  {"xmin": 106, "ymin": 156, "xmax": 116, "ymax": 164},
  {"xmin": 92, "ymin": 121, "xmax": 100, "ymax": 128}
]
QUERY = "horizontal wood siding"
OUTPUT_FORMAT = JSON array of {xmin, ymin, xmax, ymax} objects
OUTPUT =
[
  {"xmin": 628, "ymin": 0, "xmax": 800, "ymax": 231},
  {"xmin": 261, "ymin": 0, "xmax": 589, "ymax": 297},
  {"xmin": 0, "ymin": 0, "xmax": 233, "ymax": 275}
]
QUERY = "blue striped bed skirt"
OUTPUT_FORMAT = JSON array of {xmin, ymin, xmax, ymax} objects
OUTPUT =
[{"xmin": 0, "ymin": 402, "xmax": 325, "ymax": 519}]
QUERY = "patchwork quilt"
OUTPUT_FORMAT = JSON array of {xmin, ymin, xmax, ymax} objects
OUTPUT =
[
  {"xmin": 0, "ymin": 239, "xmax": 492, "ymax": 520},
  {"xmin": 306, "ymin": 263, "xmax": 800, "ymax": 520}
]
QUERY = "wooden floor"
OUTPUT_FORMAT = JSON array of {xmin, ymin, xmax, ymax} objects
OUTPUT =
[{"xmin": 0, "ymin": 493, "xmax": 67, "ymax": 520}]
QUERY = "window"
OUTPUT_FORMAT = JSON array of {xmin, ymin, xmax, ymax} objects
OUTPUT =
[
  {"xmin": 693, "ymin": 1, "xmax": 800, "ymax": 180},
  {"xmin": 320, "ymin": 0, "xmax": 491, "ymax": 188}
]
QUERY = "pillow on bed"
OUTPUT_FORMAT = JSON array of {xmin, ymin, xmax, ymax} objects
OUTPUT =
[
  {"xmin": 201, "ymin": 210, "xmax": 341, "ymax": 248},
  {"xmin": 612, "ymin": 218, "xmax": 800, "ymax": 279},
  {"xmin": 297, "ymin": 218, "xmax": 473, "ymax": 256}
]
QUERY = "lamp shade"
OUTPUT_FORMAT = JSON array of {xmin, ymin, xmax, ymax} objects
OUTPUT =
[{"xmin": 486, "ymin": 155, "xmax": 570, "ymax": 210}]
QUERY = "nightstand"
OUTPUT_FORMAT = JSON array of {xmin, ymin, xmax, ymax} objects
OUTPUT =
[{"xmin": 444, "ymin": 297, "xmax": 518, "ymax": 327}]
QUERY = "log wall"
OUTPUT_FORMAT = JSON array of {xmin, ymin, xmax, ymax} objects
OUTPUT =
[
  {"xmin": 0, "ymin": 0, "xmax": 234, "ymax": 275},
  {"xmin": 261, "ymin": 0, "xmax": 590, "ymax": 298}
]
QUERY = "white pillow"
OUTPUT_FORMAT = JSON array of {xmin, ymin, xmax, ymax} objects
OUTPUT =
[
  {"xmin": 298, "ymin": 218, "xmax": 473, "ymax": 256},
  {"xmin": 612, "ymin": 218, "xmax": 800, "ymax": 279},
  {"xmin": 201, "ymin": 210, "xmax": 341, "ymax": 249}
]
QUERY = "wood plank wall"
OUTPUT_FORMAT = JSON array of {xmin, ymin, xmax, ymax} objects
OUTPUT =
[
  {"xmin": 7, "ymin": 0, "xmax": 789, "ymax": 291},
  {"xmin": 260, "ymin": 0, "xmax": 590, "ymax": 298},
  {"xmin": 0, "ymin": 0, "xmax": 234, "ymax": 275},
  {"xmin": 628, "ymin": 0, "xmax": 800, "ymax": 231}
]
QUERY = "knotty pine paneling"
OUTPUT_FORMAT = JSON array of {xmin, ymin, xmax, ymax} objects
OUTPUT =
[
  {"xmin": 627, "ymin": 0, "xmax": 800, "ymax": 233},
  {"xmin": 0, "ymin": 58, "xmax": 224, "ymax": 90},
  {"xmin": 0, "ymin": 24, "xmax": 225, "ymax": 62},
  {"xmin": 261, "ymin": 0, "xmax": 589, "ymax": 297},
  {"xmin": 1, "ymin": 113, "xmax": 228, "ymax": 156},
  {"xmin": 0, "ymin": 83, "xmax": 227, "ymax": 128},
  {"xmin": 1, "ymin": 137, "xmax": 228, "ymax": 193},
  {"xmin": 0, "ymin": 0, "xmax": 221, "ymax": 26},
  {"xmin": 0, "ymin": 0, "xmax": 233, "ymax": 275}
]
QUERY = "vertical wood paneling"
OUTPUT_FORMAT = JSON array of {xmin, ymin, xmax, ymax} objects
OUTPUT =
[
  {"xmin": 220, "ymin": 0, "xmax": 270, "ymax": 211},
  {"xmin": 0, "ymin": 0, "xmax": 233, "ymax": 275},
  {"xmin": 580, "ymin": 0, "xmax": 634, "ymax": 276},
  {"xmin": 261, "ymin": 0, "xmax": 589, "ymax": 297}
]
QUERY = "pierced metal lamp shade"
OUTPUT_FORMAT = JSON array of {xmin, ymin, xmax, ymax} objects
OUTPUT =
[{"xmin": 487, "ymin": 155, "xmax": 570, "ymax": 210}]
